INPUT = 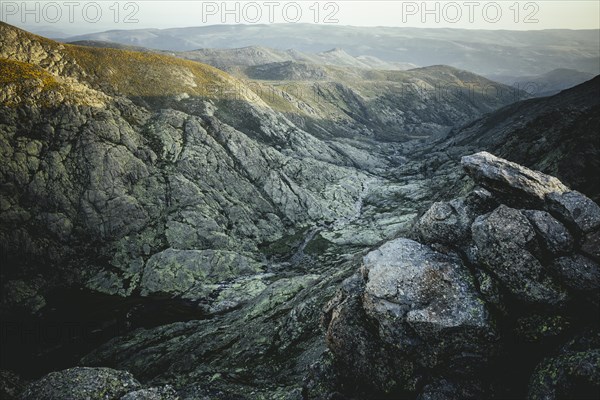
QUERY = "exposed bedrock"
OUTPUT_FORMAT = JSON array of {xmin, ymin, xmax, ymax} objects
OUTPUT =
[{"xmin": 317, "ymin": 152, "xmax": 600, "ymax": 399}]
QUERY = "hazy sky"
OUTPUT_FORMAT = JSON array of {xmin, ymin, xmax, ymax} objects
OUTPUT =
[{"xmin": 2, "ymin": 1, "xmax": 599, "ymax": 35}]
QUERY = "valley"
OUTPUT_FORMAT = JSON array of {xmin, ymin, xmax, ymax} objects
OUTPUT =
[{"xmin": 0, "ymin": 20, "xmax": 599, "ymax": 400}]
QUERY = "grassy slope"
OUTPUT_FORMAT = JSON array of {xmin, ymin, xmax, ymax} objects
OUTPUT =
[
  {"xmin": 0, "ymin": 22, "xmax": 253, "ymax": 103},
  {"xmin": 64, "ymin": 44, "xmax": 239, "ymax": 98},
  {"xmin": 0, "ymin": 57, "xmax": 60, "ymax": 89}
]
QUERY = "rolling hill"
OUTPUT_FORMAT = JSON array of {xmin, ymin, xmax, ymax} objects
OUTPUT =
[{"xmin": 68, "ymin": 24, "xmax": 600, "ymax": 77}]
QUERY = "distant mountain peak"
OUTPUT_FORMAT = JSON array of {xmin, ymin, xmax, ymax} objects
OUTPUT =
[{"xmin": 323, "ymin": 47, "xmax": 348, "ymax": 54}]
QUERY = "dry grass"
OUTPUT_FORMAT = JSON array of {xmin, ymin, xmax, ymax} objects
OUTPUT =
[
  {"xmin": 0, "ymin": 57, "xmax": 60, "ymax": 90},
  {"xmin": 64, "ymin": 44, "xmax": 240, "ymax": 98}
]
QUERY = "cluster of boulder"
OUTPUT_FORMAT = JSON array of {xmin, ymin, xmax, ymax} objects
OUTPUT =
[
  {"xmin": 317, "ymin": 152, "xmax": 600, "ymax": 399},
  {"xmin": 8, "ymin": 152, "xmax": 599, "ymax": 399}
]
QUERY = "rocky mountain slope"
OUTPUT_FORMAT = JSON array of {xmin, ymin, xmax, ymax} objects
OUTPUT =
[
  {"xmin": 172, "ymin": 46, "xmax": 415, "ymax": 73},
  {"xmin": 489, "ymin": 68, "xmax": 597, "ymax": 97},
  {"xmin": 8, "ymin": 155, "xmax": 600, "ymax": 400},
  {"xmin": 1, "ymin": 22, "xmax": 599, "ymax": 400},
  {"xmin": 436, "ymin": 76, "xmax": 600, "ymax": 203},
  {"xmin": 0, "ymin": 20, "xmax": 385, "ymax": 314},
  {"xmin": 246, "ymin": 63, "xmax": 525, "ymax": 141},
  {"xmin": 64, "ymin": 38, "xmax": 523, "ymax": 141},
  {"xmin": 0, "ymin": 21, "xmax": 518, "ymax": 387}
]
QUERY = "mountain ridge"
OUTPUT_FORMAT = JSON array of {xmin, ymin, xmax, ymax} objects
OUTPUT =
[
  {"xmin": 66, "ymin": 23, "xmax": 600, "ymax": 76},
  {"xmin": 437, "ymin": 75, "xmax": 600, "ymax": 201}
]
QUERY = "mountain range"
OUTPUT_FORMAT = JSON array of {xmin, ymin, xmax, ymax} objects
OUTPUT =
[
  {"xmin": 67, "ymin": 24, "xmax": 600, "ymax": 77},
  {"xmin": 0, "ymin": 21, "xmax": 599, "ymax": 400}
]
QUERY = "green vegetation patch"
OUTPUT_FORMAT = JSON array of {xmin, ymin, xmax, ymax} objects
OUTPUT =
[
  {"xmin": 260, "ymin": 229, "xmax": 309, "ymax": 258},
  {"xmin": 304, "ymin": 233, "xmax": 332, "ymax": 256}
]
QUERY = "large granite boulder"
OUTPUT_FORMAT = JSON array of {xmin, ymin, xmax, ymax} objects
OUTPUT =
[
  {"xmin": 415, "ymin": 187, "xmax": 496, "ymax": 246},
  {"xmin": 361, "ymin": 239, "xmax": 494, "ymax": 364},
  {"xmin": 323, "ymin": 238, "xmax": 495, "ymax": 394},
  {"xmin": 546, "ymin": 190, "xmax": 600, "ymax": 234},
  {"xmin": 522, "ymin": 210, "xmax": 574, "ymax": 256}
]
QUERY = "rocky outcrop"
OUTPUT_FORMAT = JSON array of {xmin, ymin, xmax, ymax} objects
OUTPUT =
[
  {"xmin": 18, "ymin": 367, "xmax": 181, "ymax": 400},
  {"xmin": 322, "ymin": 238, "xmax": 495, "ymax": 395},
  {"xmin": 528, "ymin": 334, "xmax": 600, "ymax": 400},
  {"xmin": 461, "ymin": 152, "xmax": 569, "ymax": 205},
  {"xmin": 19, "ymin": 367, "xmax": 140, "ymax": 400},
  {"xmin": 318, "ymin": 152, "xmax": 600, "ymax": 399},
  {"xmin": 471, "ymin": 205, "xmax": 568, "ymax": 305},
  {"xmin": 546, "ymin": 190, "xmax": 600, "ymax": 234}
]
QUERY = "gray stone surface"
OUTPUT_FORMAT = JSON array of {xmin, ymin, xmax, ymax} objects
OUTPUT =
[
  {"xmin": 20, "ymin": 367, "xmax": 140, "ymax": 400},
  {"xmin": 416, "ymin": 199, "xmax": 473, "ymax": 245},
  {"xmin": 523, "ymin": 210, "xmax": 574, "ymax": 255},
  {"xmin": 323, "ymin": 238, "xmax": 495, "ymax": 394},
  {"xmin": 472, "ymin": 205, "xmax": 567, "ymax": 305},
  {"xmin": 546, "ymin": 191, "xmax": 600, "ymax": 233},
  {"xmin": 581, "ymin": 230, "xmax": 600, "ymax": 261},
  {"xmin": 323, "ymin": 273, "xmax": 417, "ymax": 394},
  {"xmin": 461, "ymin": 151, "xmax": 568, "ymax": 204},
  {"xmin": 417, "ymin": 378, "xmax": 485, "ymax": 400},
  {"xmin": 1, "ymin": 279, "xmax": 46, "ymax": 313},
  {"xmin": 528, "ymin": 349, "xmax": 600, "ymax": 400},
  {"xmin": 416, "ymin": 188, "xmax": 496, "ymax": 246},
  {"xmin": 0, "ymin": 370, "xmax": 24, "ymax": 400},
  {"xmin": 551, "ymin": 254, "xmax": 600, "ymax": 292},
  {"xmin": 139, "ymin": 248, "xmax": 262, "ymax": 299},
  {"xmin": 362, "ymin": 238, "xmax": 491, "ymax": 345},
  {"xmin": 120, "ymin": 386, "xmax": 178, "ymax": 400}
]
